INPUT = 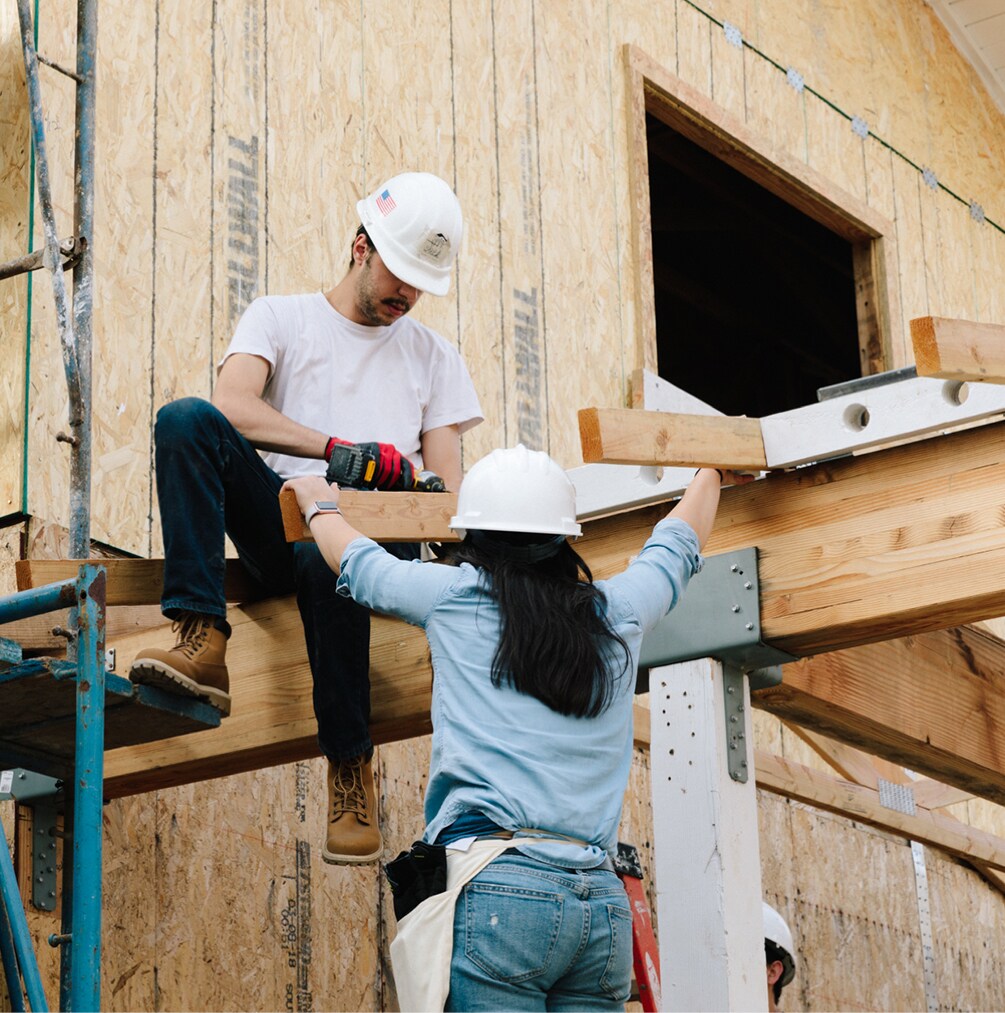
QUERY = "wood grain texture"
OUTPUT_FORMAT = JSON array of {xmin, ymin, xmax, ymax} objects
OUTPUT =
[
  {"xmin": 279, "ymin": 488, "xmax": 460, "ymax": 543},
  {"xmin": 754, "ymin": 625, "xmax": 1005, "ymax": 805},
  {"xmin": 911, "ymin": 316, "xmax": 1005, "ymax": 384},
  {"xmin": 578, "ymin": 406, "xmax": 766, "ymax": 468}
]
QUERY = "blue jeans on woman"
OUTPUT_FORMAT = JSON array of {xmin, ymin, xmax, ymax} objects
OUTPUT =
[
  {"xmin": 445, "ymin": 852, "xmax": 633, "ymax": 1012},
  {"xmin": 153, "ymin": 397, "xmax": 417, "ymax": 761}
]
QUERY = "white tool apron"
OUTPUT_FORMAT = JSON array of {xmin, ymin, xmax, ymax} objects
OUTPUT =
[{"xmin": 390, "ymin": 837, "xmax": 526, "ymax": 1012}]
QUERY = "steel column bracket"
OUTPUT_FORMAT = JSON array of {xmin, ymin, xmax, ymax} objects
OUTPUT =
[
  {"xmin": 0, "ymin": 769, "xmax": 61, "ymax": 911},
  {"xmin": 638, "ymin": 547, "xmax": 799, "ymax": 679}
]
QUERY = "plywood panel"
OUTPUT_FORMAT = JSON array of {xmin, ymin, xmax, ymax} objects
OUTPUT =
[
  {"xmin": 974, "ymin": 221, "xmax": 1005, "ymax": 327},
  {"xmin": 934, "ymin": 189, "xmax": 979, "ymax": 321},
  {"xmin": 743, "ymin": 48, "xmax": 804, "ymax": 165},
  {"xmin": 492, "ymin": 0, "xmax": 548, "ymax": 453},
  {"xmin": 0, "ymin": 10, "xmax": 30, "ymax": 517},
  {"xmin": 536, "ymin": 1, "xmax": 627, "ymax": 467},
  {"xmin": 147, "ymin": 0, "xmax": 215, "ymax": 559},
  {"xmin": 87, "ymin": 1, "xmax": 156, "ymax": 554},
  {"xmin": 24, "ymin": 0, "xmax": 78, "ymax": 533},
  {"xmin": 804, "ymin": 92, "xmax": 866, "ymax": 205},
  {"xmin": 709, "ymin": 19, "xmax": 745, "ymax": 123},
  {"xmin": 211, "ymin": 0, "xmax": 267, "ymax": 371},
  {"xmin": 449, "ymin": 0, "xmax": 504, "ymax": 468},
  {"xmin": 674, "ymin": 0, "xmax": 712, "ymax": 99},
  {"xmin": 892, "ymin": 156, "xmax": 928, "ymax": 368}
]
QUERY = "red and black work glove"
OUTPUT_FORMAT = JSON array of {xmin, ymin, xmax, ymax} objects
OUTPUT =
[{"xmin": 324, "ymin": 437, "xmax": 446, "ymax": 492}]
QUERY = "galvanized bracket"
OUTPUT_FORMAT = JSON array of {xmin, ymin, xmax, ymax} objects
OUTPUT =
[
  {"xmin": 638, "ymin": 547, "xmax": 798, "ymax": 677},
  {"xmin": 638, "ymin": 547, "xmax": 793, "ymax": 783},
  {"xmin": 0, "ymin": 768, "xmax": 61, "ymax": 910}
]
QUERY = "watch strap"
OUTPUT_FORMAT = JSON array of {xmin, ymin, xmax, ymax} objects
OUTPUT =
[{"xmin": 305, "ymin": 500, "xmax": 342, "ymax": 526}]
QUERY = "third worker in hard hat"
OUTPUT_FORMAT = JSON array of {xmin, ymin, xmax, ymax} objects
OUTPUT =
[
  {"xmin": 128, "ymin": 171, "xmax": 483, "ymax": 866},
  {"xmin": 764, "ymin": 901, "xmax": 798, "ymax": 1011}
]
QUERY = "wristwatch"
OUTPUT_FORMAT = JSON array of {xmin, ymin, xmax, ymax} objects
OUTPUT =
[{"xmin": 304, "ymin": 500, "xmax": 342, "ymax": 526}]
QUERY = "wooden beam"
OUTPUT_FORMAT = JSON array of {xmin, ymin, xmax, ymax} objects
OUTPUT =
[
  {"xmin": 911, "ymin": 316, "xmax": 1005, "ymax": 384},
  {"xmin": 0, "ymin": 604, "xmax": 166, "ymax": 651},
  {"xmin": 15, "ymin": 558, "xmax": 260, "ymax": 606},
  {"xmin": 578, "ymin": 407, "xmax": 766, "ymax": 469},
  {"xmin": 752, "ymin": 626, "xmax": 1005, "ymax": 806},
  {"xmin": 279, "ymin": 487, "xmax": 459, "ymax": 543},
  {"xmin": 632, "ymin": 705, "xmax": 1005, "ymax": 874},
  {"xmin": 754, "ymin": 750, "xmax": 1005, "ymax": 873},
  {"xmin": 102, "ymin": 421, "xmax": 1005, "ymax": 799},
  {"xmin": 102, "ymin": 597, "xmax": 433, "ymax": 798},
  {"xmin": 581, "ymin": 418, "xmax": 1005, "ymax": 655}
]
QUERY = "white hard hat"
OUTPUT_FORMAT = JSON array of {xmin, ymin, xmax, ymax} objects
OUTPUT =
[
  {"xmin": 763, "ymin": 902, "xmax": 796, "ymax": 987},
  {"xmin": 450, "ymin": 445, "xmax": 582, "ymax": 538},
  {"xmin": 356, "ymin": 172, "xmax": 463, "ymax": 296}
]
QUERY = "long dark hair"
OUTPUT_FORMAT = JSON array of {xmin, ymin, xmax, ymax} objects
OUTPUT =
[{"xmin": 445, "ymin": 531, "xmax": 631, "ymax": 718}]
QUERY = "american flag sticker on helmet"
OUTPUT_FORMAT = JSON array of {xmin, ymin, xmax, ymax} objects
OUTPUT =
[{"xmin": 376, "ymin": 189, "xmax": 396, "ymax": 216}]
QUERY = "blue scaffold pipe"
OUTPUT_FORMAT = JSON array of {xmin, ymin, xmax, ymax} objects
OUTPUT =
[
  {"xmin": 0, "ymin": 893, "xmax": 27, "ymax": 1012},
  {"xmin": 66, "ymin": 565, "xmax": 105, "ymax": 1013},
  {"xmin": 0, "ymin": 581, "xmax": 78, "ymax": 625},
  {"xmin": 0, "ymin": 822, "xmax": 49, "ymax": 1012}
]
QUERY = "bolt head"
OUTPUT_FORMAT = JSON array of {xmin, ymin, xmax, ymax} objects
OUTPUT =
[{"xmin": 745, "ymin": 622, "xmax": 754, "ymax": 631}]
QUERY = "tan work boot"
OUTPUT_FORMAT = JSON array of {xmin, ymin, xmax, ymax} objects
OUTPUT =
[
  {"xmin": 323, "ymin": 756, "xmax": 383, "ymax": 865},
  {"xmin": 129, "ymin": 612, "xmax": 232, "ymax": 715}
]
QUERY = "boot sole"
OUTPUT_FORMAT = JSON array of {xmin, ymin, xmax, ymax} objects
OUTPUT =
[
  {"xmin": 322, "ymin": 842, "xmax": 384, "ymax": 865},
  {"xmin": 130, "ymin": 661, "xmax": 232, "ymax": 716}
]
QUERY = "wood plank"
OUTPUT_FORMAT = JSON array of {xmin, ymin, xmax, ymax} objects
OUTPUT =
[
  {"xmin": 102, "ymin": 598, "xmax": 432, "ymax": 798},
  {"xmin": 753, "ymin": 750, "xmax": 1005, "ymax": 873},
  {"xmin": 752, "ymin": 626, "xmax": 1005, "ymax": 806},
  {"xmin": 0, "ymin": 604, "xmax": 166, "ymax": 651},
  {"xmin": 632, "ymin": 704, "xmax": 1005, "ymax": 873},
  {"xmin": 14, "ymin": 559, "xmax": 261, "ymax": 606},
  {"xmin": 279, "ymin": 488, "xmax": 459, "ymax": 543},
  {"xmin": 578, "ymin": 407, "xmax": 766, "ymax": 469},
  {"xmin": 911, "ymin": 316, "xmax": 1005, "ymax": 384}
]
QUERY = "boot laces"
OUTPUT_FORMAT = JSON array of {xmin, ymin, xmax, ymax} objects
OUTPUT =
[
  {"xmin": 331, "ymin": 758, "xmax": 370, "ymax": 822},
  {"xmin": 171, "ymin": 613, "xmax": 212, "ymax": 659}
]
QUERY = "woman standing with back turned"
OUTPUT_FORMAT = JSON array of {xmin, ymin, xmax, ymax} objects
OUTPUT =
[{"xmin": 284, "ymin": 445, "xmax": 749, "ymax": 1012}]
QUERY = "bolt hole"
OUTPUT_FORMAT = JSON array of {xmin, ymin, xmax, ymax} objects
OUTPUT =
[
  {"xmin": 942, "ymin": 380, "xmax": 969, "ymax": 406},
  {"xmin": 842, "ymin": 403, "xmax": 870, "ymax": 431}
]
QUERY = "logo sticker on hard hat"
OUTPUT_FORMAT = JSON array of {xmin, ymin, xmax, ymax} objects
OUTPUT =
[
  {"xmin": 375, "ymin": 189, "xmax": 397, "ymax": 216},
  {"xmin": 418, "ymin": 230, "xmax": 450, "ymax": 264}
]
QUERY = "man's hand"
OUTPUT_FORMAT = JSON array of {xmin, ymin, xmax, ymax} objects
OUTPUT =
[{"xmin": 325, "ymin": 440, "xmax": 416, "ymax": 490}]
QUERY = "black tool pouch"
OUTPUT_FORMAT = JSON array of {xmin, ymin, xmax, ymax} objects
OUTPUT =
[{"xmin": 384, "ymin": 841, "xmax": 448, "ymax": 921}]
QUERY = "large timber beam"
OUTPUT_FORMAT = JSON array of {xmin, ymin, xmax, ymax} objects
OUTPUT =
[
  {"xmin": 752, "ymin": 626, "xmax": 1005, "ymax": 805},
  {"xmin": 84, "ymin": 419, "xmax": 1005, "ymax": 798},
  {"xmin": 911, "ymin": 316, "xmax": 1005, "ymax": 384}
]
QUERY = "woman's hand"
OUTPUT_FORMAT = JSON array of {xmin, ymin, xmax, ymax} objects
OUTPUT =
[
  {"xmin": 281, "ymin": 475, "xmax": 340, "ymax": 516},
  {"xmin": 717, "ymin": 468, "xmax": 758, "ymax": 487}
]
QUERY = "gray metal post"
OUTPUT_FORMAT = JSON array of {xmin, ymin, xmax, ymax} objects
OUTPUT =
[{"xmin": 70, "ymin": 0, "xmax": 97, "ymax": 558}]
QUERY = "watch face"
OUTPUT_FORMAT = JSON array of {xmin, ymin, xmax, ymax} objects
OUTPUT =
[{"xmin": 315, "ymin": 501, "xmax": 340, "ymax": 511}]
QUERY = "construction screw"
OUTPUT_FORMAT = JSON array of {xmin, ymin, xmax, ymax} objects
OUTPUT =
[
  {"xmin": 730, "ymin": 564, "xmax": 738, "ymax": 572},
  {"xmin": 731, "ymin": 604, "xmax": 740, "ymax": 613},
  {"xmin": 726, "ymin": 686, "xmax": 734, "ymax": 694},
  {"xmin": 745, "ymin": 622, "xmax": 754, "ymax": 631},
  {"xmin": 744, "ymin": 581, "xmax": 752, "ymax": 590}
]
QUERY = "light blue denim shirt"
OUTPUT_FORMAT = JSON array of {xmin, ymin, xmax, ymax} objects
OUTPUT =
[{"xmin": 337, "ymin": 516, "xmax": 703, "ymax": 869}]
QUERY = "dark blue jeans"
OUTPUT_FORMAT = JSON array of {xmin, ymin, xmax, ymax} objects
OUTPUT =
[{"xmin": 154, "ymin": 397, "xmax": 418, "ymax": 761}]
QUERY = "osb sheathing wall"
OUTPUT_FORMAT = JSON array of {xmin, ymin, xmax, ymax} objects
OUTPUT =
[{"xmin": 2, "ymin": 0, "xmax": 1005, "ymax": 1009}]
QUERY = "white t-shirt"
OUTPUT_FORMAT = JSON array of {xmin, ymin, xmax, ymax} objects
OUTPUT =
[{"xmin": 222, "ymin": 292, "xmax": 484, "ymax": 479}]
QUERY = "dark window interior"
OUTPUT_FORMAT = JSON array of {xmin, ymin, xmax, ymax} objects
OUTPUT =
[{"xmin": 647, "ymin": 115, "xmax": 862, "ymax": 417}]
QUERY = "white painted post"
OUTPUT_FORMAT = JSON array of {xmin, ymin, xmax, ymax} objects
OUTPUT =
[{"xmin": 649, "ymin": 658, "xmax": 765, "ymax": 1012}]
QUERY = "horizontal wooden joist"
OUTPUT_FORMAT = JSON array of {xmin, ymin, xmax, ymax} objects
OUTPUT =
[
  {"xmin": 911, "ymin": 316, "xmax": 1005, "ymax": 384},
  {"xmin": 632, "ymin": 706, "xmax": 1005, "ymax": 874},
  {"xmin": 10, "ymin": 491, "xmax": 461, "ymax": 606},
  {"xmin": 578, "ymin": 406, "xmax": 767, "ymax": 470},
  {"xmin": 752, "ymin": 625, "xmax": 1005, "ymax": 806},
  {"xmin": 98, "ymin": 420, "xmax": 1005, "ymax": 799}
]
